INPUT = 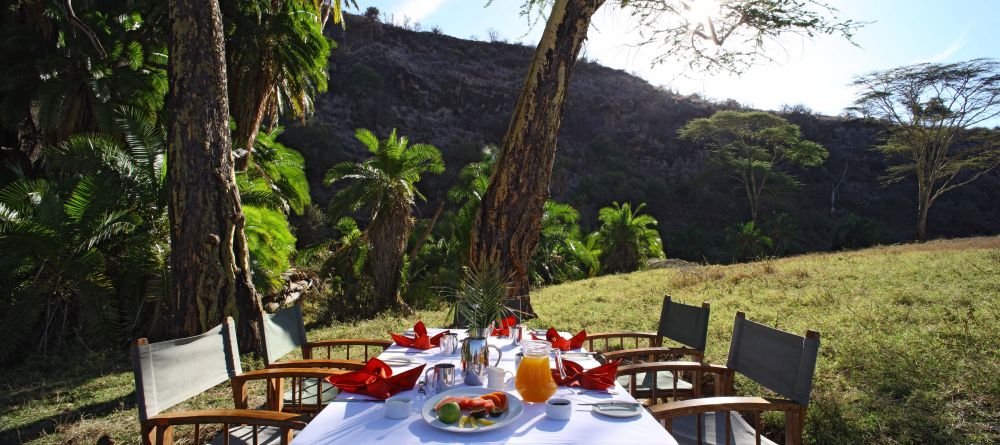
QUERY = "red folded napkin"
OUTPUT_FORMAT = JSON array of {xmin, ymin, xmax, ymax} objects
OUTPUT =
[
  {"xmin": 551, "ymin": 359, "xmax": 620, "ymax": 390},
  {"xmin": 390, "ymin": 321, "xmax": 447, "ymax": 350},
  {"xmin": 532, "ymin": 327, "xmax": 587, "ymax": 351},
  {"xmin": 326, "ymin": 357, "xmax": 426, "ymax": 400},
  {"xmin": 491, "ymin": 315, "xmax": 518, "ymax": 336}
]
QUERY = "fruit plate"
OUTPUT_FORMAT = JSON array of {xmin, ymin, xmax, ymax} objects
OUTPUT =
[{"xmin": 421, "ymin": 387, "xmax": 523, "ymax": 433}]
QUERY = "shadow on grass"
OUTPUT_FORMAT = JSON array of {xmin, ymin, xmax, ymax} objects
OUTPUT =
[{"xmin": 0, "ymin": 391, "xmax": 135, "ymax": 444}]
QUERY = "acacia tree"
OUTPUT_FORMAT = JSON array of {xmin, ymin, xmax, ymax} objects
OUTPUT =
[
  {"xmin": 167, "ymin": 0, "xmax": 262, "ymax": 351},
  {"xmin": 852, "ymin": 59, "xmax": 1000, "ymax": 240},
  {"xmin": 471, "ymin": 0, "xmax": 859, "ymax": 317},
  {"xmin": 678, "ymin": 110, "xmax": 828, "ymax": 221}
]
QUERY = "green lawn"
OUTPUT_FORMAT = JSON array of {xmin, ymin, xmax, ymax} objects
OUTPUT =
[{"xmin": 2, "ymin": 236, "xmax": 998, "ymax": 444}]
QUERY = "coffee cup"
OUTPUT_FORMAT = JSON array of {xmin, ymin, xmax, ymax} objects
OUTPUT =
[
  {"xmin": 545, "ymin": 398, "xmax": 572, "ymax": 421},
  {"xmin": 485, "ymin": 366, "xmax": 513, "ymax": 390}
]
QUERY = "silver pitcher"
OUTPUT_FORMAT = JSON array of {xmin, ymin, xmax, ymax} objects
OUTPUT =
[{"xmin": 460, "ymin": 334, "xmax": 501, "ymax": 386}]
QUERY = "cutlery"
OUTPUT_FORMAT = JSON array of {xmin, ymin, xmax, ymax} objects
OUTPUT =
[{"xmin": 578, "ymin": 401, "xmax": 641, "ymax": 407}]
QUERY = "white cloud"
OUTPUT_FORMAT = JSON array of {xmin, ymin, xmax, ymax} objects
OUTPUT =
[
  {"xmin": 391, "ymin": 0, "xmax": 448, "ymax": 24},
  {"xmin": 916, "ymin": 32, "xmax": 966, "ymax": 64}
]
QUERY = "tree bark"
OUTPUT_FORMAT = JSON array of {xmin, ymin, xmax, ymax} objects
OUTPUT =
[
  {"xmin": 167, "ymin": 0, "xmax": 263, "ymax": 353},
  {"xmin": 367, "ymin": 200, "xmax": 413, "ymax": 315},
  {"xmin": 229, "ymin": 63, "xmax": 275, "ymax": 172},
  {"xmin": 470, "ymin": 0, "xmax": 604, "ymax": 318}
]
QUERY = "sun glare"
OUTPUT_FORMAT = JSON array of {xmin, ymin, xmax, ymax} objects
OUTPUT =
[{"xmin": 682, "ymin": 0, "xmax": 722, "ymax": 33}]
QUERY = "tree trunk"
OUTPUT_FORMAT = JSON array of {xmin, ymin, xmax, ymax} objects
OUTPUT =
[
  {"xmin": 367, "ymin": 201, "xmax": 413, "ymax": 315},
  {"xmin": 916, "ymin": 192, "xmax": 930, "ymax": 241},
  {"xmin": 470, "ymin": 0, "xmax": 604, "ymax": 318},
  {"xmin": 230, "ymin": 64, "xmax": 275, "ymax": 172},
  {"xmin": 167, "ymin": 0, "xmax": 263, "ymax": 353}
]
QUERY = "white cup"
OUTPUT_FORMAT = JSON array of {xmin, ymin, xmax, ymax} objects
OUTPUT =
[
  {"xmin": 545, "ymin": 398, "xmax": 572, "ymax": 421},
  {"xmin": 485, "ymin": 366, "xmax": 514, "ymax": 390},
  {"xmin": 385, "ymin": 396, "xmax": 412, "ymax": 419}
]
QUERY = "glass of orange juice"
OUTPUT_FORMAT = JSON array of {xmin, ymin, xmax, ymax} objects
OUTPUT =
[{"xmin": 515, "ymin": 340, "xmax": 566, "ymax": 403}]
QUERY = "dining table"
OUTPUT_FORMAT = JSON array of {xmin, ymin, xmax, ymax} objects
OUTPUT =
[{"xmin": 292, "ymin": 328, "xmax": 679, "ymax": 445}]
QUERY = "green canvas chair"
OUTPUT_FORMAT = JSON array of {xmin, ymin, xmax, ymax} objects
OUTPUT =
[
  {"xmin": 627, "ymin": 312, "xmax": 820, "ymax": 445},
  {"xmin": 132, "ymin": 318, "xmax": 344, "ymax": 444},
  {"xmin": 592, "ymin": 296, "xmax": 710, "ymax": 402},
  {"xmin": 260, "ymin": 304, "xmax": 391, "ymax": 413}
]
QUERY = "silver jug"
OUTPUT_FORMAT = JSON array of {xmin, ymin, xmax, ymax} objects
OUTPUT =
[{"xmin": 460, "ymin": 336, "xmax": 501, "ymax": 386}]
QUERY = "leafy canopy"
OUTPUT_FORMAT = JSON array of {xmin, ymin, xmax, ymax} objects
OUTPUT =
[
  {"xmin": 595, "ymin": 202, "xmax": 663, "ymax": 274},
  {"xmin": 678, "ymin": 110, "xmax": 827, "ymax": 219},
  {"xmin": 325, "ymin": 128, "xmax": 445, "ymax": 221}
]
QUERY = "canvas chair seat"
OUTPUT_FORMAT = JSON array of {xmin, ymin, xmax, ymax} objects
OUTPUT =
[
  {"xmin": 616, "ymin": 371, "xmax": 693, "ymax": 393},
  {"xmin": 669, "ymin": 412, "xmax": 777, "ymax": 445},
  {"xmin": 282, "ymin": 377, "xmax": 340, "ymax": 407},
  {"xmin": 209, "ymin": 425, "xmax": 295, "ymax": 445}
]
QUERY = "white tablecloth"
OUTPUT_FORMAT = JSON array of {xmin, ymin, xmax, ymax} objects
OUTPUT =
[{"xmin": 293, "ymin": 329, "xmax": 678, "ymax": 445}]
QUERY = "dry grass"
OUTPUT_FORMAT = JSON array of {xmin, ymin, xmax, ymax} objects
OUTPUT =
[{"xmin": 1, "ymin": 236, "xmax": 998, "ymax": 444}]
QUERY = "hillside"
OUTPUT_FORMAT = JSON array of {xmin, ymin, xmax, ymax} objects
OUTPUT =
[
  {"xmin": 3, "ymin": 236, "xmax": 997, "ymax": 444},
  {"xmin": 279, "ymin": 15, "xmax": 1000, "ymax": 261}
]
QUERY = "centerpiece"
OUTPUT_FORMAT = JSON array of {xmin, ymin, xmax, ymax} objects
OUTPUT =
[{"xmin": 446, "ymin": 266, "xmax": 516, "ymax": 385}]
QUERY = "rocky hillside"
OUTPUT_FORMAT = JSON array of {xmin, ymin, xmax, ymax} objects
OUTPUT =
[{"xmin": 279, "ymin": 15, "xmax": 1000, "ymax": 261}]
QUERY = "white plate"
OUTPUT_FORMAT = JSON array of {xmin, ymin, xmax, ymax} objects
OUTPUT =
[
  {"xmin": 421, "ymin": 387, "xmax": 523, "ymax": 433},
  {"xmin": 592, "ymin": 402, "xmax": 643, "ymax": 418},
  {"xmin": 382, "ymin": 356, "xmax": 417, "ymax": 366}
]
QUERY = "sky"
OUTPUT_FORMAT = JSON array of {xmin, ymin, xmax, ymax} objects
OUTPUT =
[{"xmin": 359, "ymin": 0, "xmax": 1000, "ymax": 122}]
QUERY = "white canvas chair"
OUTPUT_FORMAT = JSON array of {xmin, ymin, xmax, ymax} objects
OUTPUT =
[{"xmin": 131, "ymin": 318, "xmax": 345, "ymax": 444}]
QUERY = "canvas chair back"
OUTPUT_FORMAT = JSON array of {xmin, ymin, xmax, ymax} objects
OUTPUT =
[
  {"xmin": 261, "ymin": 304, "xmax": 308, "ymax": 366},
  {"xmin": 131, "ymin": 319, "xmax": 242, "ymax": 421},
  {"xmin": 726, "ymin": 312, "xmax": 820, "ymax": 406},
  {"xmin": 656, "ymin": 296, "xmax": 710, "ymax": 352}
]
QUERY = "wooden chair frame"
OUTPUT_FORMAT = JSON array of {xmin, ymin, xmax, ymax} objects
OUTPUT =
[
  {"xmin": 635, "ymin": 322, "xmax": 820, "ymax": 445},
  {"xmin": 589, "ymin": 298, "xmax": 710, "ymax": 364}
]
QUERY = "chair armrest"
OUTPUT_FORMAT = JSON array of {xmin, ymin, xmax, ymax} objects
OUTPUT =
[
  {"xmin": 647, "ymin": 396, "xmax": 802, "ymax": 419},
  {"xmin": 602, "ymin": 346, "xmax": 704, "ymax": 362},
  {"xmin": 586, "ymin": 332, "xmax": 661, "ymax": 351},
  {"xmin": 616, "ymin": 361, "xmax": 734, "ymax": 399},
  {"xmin": 145, "ymin": 409, "xmax": 306, "ymax": 429},
  {"xmin": 232, "ymin": 368, "xmax": 350, "ymax": 410},
  {"xmin": 266, "ymin": 359, "xmax": 365, "ymax": 370},
  {"xmin": 302, "ymin": 339, "xmax": 392, "ymax": 360}
]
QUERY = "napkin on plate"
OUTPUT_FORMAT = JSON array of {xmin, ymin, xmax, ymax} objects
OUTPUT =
[
  {"xmin": 532, "ymin": 327, "xmax": 587, "ymax": 351},
  {"xmin": 491, "ymin": 315, "xmax": 518, "ymax": 336},
  {"xmin": 390, "ymin": 321, "xmax": 447, "ymax": 350},
  {"xmin": 552, "ymin": 359, "xmax": 620, "ymax": 390},
  {"xmin": 326, "ymin": 357, "xmax": 426, "ymax": 400}
]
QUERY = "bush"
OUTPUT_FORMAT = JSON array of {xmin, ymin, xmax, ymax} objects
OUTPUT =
[{"xmin": 832, "ymin": 213, "xmax": 887, "ymax": 250}]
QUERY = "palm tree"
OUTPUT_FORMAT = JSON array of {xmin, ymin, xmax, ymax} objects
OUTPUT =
[
  {"xmin": 224, "ymin": 0, "xmax": 352, "ymax": 170},
  {"xmin": 531, "ymin": 201, "xmax": 599, "ymax": 284},
  {"xmin": 595, "ymin": 202, "xmax": 663, "ymax": 274},
  {"xmin": 447, "ymin": 145, "xmax": 496, "ymax": 262},
  {"xmin": 325, "ymin": 129, "xmax": 444, "ymax": 315}
]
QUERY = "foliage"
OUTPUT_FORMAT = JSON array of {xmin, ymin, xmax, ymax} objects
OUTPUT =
[
  {"xmin": 0, "ymin": 108, "xmax": 168, "ymax": 362},
  {"xmin": 595, "ymin": 202, "xmax": 663, "ymax": 273},
  {"xmin": 678, "ymin": 110, "xmax": 828, "ymax": 220},
  {"xmin": 851, "ymin": 58, "xmax": 1000, "ymax": 240},
  {"xmin": 446, "ymin": 266, "xmax": 516, "ymax": 331},
  {"xmin": 0, "ymin": 1, "xmax": 167, "ymax": 145},
  {"xmin": 238, "ymin": 127, "xmax": 311, "ymax": 214},
  {"xmin": 531, "ymin": 201, "xmax": 600, "ymax": 285},
  {"xmin": 224, "ymin": 0, "xmax": 333, "ymax": 154},
  {"xmin": 242, "ymin": 206, "xmax": 297, "ymax": 293},
  {"xmin": 726, "ymin": 221, "xmax": 773, "ymax": 260},
  {"xmin": 831, "ymin": 213, "xmax": 887, "ymax": 250}
]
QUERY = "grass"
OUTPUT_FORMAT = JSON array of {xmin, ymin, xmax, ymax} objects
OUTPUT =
[{"xmin": 2, "ymin": 236, "xmax": 998, "ymax": 444}]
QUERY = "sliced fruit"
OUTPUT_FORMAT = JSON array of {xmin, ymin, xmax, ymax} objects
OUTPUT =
[
  {"xmin": 488, "ymin": 407, "xmax": 504, "ymax": 417},
  {"xmin": 470, "ymin": 407, "xmax": 486, "ymax": 419},
  {"xmin": 480, "ymin": 394, "xmax": 502, "ymax": 409},
  {"xmin": 458, "ymin": 415, "xmax": 467, "ymax": 428},
  {"xmin": 478, "ymin": 419, "xmax": 495, "ymax": 426}
]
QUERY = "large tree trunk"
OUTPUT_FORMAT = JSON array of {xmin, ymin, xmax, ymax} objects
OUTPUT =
[
  {"xmin": 167, "ymin": 0, "xmax": 263, "ymax": 353},
  {"xmin": 367, "ymin": 201, "xmax": 413, "ymax": 315},
  {"xmin": 470, "ymin": 0, "xmax": 604, "ymax": 318}
]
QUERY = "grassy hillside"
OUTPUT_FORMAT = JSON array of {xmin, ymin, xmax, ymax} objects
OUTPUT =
[{"xmin": 2, "ymin": 237, "xmax": 998, "ymax": 444}]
